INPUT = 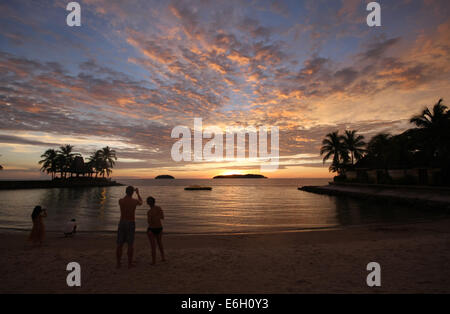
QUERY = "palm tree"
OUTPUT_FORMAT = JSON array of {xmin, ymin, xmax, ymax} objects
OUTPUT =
[
  {"xmin": 320, "ymin": 131, "xmax": 349, "ymax": 174},
  {"xmin": 410, "ymin": 99, "xmax": 449, "ymax": 129},
  {"xmin": 88, "ymin": 150, "xmax": 103, "ymax": 178},
  {"xmin": 410, "ymin": 99, "xmax": 450, "ymax": 165},
  {"xmin": 37, "ymin": 145, "xmax": 118, "ymax": 180},
  {"xmin": 55, "ymin": 153, "xmax": 66, "ymax": 178},
  {"xmin": 367, "ymin": 133, "xmax": 392, "ymax": 169},
  {"xmin": 39, "ymin": 149, "xmax": 58, "ymax": 179},
  {"xmin": 342, "ymin": 130, "xmax": 366, "ymax": 166},
  {"xmin": 57, "ymin": 145, "xmax": 79, "ymax": 178},
  {"xmin": 100, "ymin": 146, "xmax": 117, "ymax": 178}
]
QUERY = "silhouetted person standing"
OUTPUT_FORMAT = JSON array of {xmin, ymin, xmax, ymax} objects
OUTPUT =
[
  {"xmin": 29, "ymin": 206, "xmax": 47, "ymax": 247},
  {"xmin": 146, "ymin": 196, "xmax": 166, "ymax": 265},
  {"xmin": 117, "ymin": 186, "xmax": 142, "ymax": 269}
]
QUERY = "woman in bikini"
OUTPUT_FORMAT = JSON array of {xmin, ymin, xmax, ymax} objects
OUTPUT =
[
  {"xmin": 146, "ymin": 196, "xmax": 166, "ymax": 265},
  {"xmin": 29, "ymin": 205, "xmax": 47, "ymax": 246}
]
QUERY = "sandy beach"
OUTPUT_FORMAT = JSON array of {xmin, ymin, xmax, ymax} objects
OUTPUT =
[{"xmin": 1, "ymin": 219, "xmax": 449, "ymax": 294}]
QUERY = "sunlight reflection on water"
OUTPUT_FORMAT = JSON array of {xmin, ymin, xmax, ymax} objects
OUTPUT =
[{"xmin": 0, "ymin": 179, "xmax": 447, "ymax": 234}]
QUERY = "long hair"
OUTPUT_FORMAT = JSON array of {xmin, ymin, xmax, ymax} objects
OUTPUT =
[{"xmin": 31, "ymin": 206, "xmax": 42, "ymax": 221}]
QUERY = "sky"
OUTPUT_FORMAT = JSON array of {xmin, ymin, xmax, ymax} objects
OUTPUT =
[{"xmin": 0, "ymin": 0, "xmax": 449, "ymax": 179}]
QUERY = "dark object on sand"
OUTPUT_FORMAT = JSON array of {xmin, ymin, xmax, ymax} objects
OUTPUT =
[{"xmin": 64, "ymin": 219, "xmax": 77, "ymax": 237}]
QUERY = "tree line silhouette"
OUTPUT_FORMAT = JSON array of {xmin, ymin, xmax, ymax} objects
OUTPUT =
[
  {"xmin": 320, "ymin": 99, "xmax": 450, "ymax": 185},
  {"xmin": 39, "ymin": 145, "xmax": 117, "ymax": 179}
]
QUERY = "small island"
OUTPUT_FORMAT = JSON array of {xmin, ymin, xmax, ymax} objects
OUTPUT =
[
  {"xmin": 155, "ymin": 175, "xmax": 175, "ymax": 179},
  {"xmin": 0, "ymin": 144, "xmax": 123, "ymax": 190},
  {"xmin": 213, "ymin": 174, "xmax": 267, "ymax": 179}
]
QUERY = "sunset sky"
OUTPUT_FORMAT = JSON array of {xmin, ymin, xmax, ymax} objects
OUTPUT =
[{"xmin": 0, "ymin": 0, "xmax": 449, "ymax": 179}]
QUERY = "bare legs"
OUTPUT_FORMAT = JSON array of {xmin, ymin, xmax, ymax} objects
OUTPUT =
[
  {"xmin": 147, "ymin": 232, "xmax": 156, "ymax": 265},
  {"xmin": 116, "ymin": 244, "xmax": 135, "ymax": 269},
  {"xmin": 147, "ymin": 231, "xmax": 165, "ymax": 264},
  {"xmin": 156, "ymin": 233, "xmax": 166, "ymax": 262},
  {"xmin": 116, "ymin": 245, "xmax": 123, "ymax": 268},
  {"xmin": 127, "ymin": 245, "xmax": 135, "ymax": 268}
]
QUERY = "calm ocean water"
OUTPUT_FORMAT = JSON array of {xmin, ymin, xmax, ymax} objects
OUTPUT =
[{"xmin": 0, "ymin": 178, "xmax": 447, "ymax": 234}]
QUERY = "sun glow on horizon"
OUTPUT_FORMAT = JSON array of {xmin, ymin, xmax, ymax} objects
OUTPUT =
[{"xmin": 218, "ymin": 170, "xmax": 247, "ymax": 176}]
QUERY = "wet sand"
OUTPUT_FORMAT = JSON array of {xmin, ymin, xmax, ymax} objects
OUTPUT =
[{"xmin": 1, "ymin": 219, "xmax": 450, "ymax": 293}]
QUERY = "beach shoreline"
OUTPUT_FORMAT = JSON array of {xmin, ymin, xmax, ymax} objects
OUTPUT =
[
  {"xmin": 0, "ymin": 217, "xmax": 446, "ymax": 235},
  {"xmin": 1, "ymin": 218, "xmax": 450, "ymax": 293}
]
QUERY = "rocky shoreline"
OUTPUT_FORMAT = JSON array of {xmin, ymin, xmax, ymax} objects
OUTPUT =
[{"xmin": 299, "ymin": 183, "xmax": 450, "ymax": 209}]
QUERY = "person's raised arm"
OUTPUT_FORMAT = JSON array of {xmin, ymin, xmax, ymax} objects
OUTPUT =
[{"xmin": 135, "ymin": 188, "xmax": 143, "ymax": 205}]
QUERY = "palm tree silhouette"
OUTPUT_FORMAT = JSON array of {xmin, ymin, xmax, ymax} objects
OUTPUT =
[
  {"xmin": 342, "ymin": 130, "xmax": 366, "ymax": 166},
  {"xmin": 317, "ymin": 98, "xmax": 450, "ymax": 184},
  {"xmin": 57, "ymin": 145, "xmax": 80, "ymax": 178},
  {"xmin": 88, "ymin": 150, "xmax": 103, "ymax": 178},
  {"xmin": 367, "ymin": 133, "xmax": 392, "ymax": 170},
  {"xmin": 320, "ymin": 131, "xmax": 348, "ymax": 174},
  {"xmin": 39, "ymin": 149, "xmax": 58, "ymax": 179},
  {"xmin": 410, "ymin": 99, "xmax": 449, "ymax": 129},
  {"xmin": 37, "ymin": 145, "xmax": 118, "ymax": 180},
  {"xmin": 410, "ymin": 98, "xmax": 450, "ymax": 165},
  {"xmin": 100, "ymin": 146, "xmax": 117, "ymax": 178}
]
